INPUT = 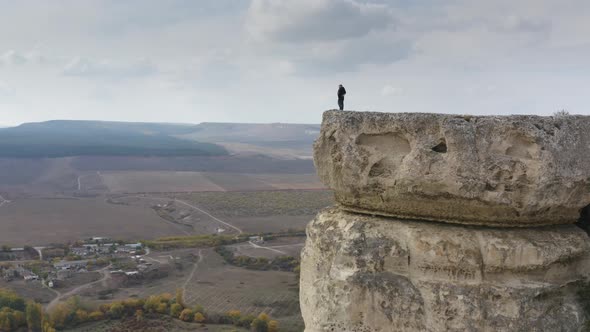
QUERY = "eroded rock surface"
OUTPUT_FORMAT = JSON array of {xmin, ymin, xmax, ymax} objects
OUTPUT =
[
  {"xmin": 300, "ymin": 208, "xmax": 590, "ymax": 332},
  {"xmin": 314, "ymin": 110, "xmax": 590, "ymax": 226}
]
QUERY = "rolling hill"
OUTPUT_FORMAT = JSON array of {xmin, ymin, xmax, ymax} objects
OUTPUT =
[
  {"xmin": 0, "ymin": 120, "xmax": 227, "ymax": 158},
  {"xmin": 0, "ymin": 120, "xmax": 321, "ymax": 159}
]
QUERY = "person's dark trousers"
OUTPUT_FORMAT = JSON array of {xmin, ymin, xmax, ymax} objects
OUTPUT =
[{"xmin": 338, "ymin": 98, "xmax": 344, "ymax": 110}]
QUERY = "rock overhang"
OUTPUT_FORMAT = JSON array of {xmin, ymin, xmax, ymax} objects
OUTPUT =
[{"xmin": 314, "ymin": 110, "xmax": 590, "ymax": 226}]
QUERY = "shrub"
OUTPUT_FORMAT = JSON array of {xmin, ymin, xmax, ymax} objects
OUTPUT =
[
  {"xmin": 237, "ymin": 315, "xmax": 256, "ymax": 328},
  {"xmin": 192, "ymin": 304, "xmax": 204, "ymax": 314},
  {"xmin": 89, "ymin": 311, "xmax": 105, "ymax": 321},
  {"xmin": 194, "ymin": 312, "xmax": 206, "ymax": 323},
  {"xmin": 135, "ymin": 309, "xmax": 144, "ymax": 322},
  {"xmin": 227, "ymin": 310, "xmax": 241, "ymax": 324},
  {"xmin": 156, "ymin": 303, "xmax": 168, "ymax": 314},
  {"xmin": 75, "ymin": 309, "xmax": 89, "ymax": 324},
  {"xmin": 268, "ymin": 320, "xmax": 279, "ymax": 332},
  {"xmin": 179, "ymin": 309, "xmax": 193, "ymax": 322},
  {"xmin": 108, "ymin": 302, "xmax": 124, "ymax": 319},
  {"xmin": 170, "ymin": 303, "xmax": 183, "ymax": 318},
  {"xmin": 251, "ymin": 313, "xmax": 271, "ymax": 332}
]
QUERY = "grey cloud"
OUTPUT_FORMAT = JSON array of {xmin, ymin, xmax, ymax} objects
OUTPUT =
[
  {"xmin": 295, "ymin": 37, "xmax": 412, "ymax": 75},
  {"xmin": 247, "ymin": 0, "xmax": 394, "ymax": 43},
  {"xmin": 93, "ymin": 0, "xmax": 249, "ymax": 37}
]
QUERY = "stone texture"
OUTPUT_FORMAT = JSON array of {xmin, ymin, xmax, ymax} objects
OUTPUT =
[
  {"xmin": 314, "ymin": 110, "xmax": 590, "ymax": 226},
  {"xmin": 300, "ymin": 207, "xmax": 590, "ymax": 332}
]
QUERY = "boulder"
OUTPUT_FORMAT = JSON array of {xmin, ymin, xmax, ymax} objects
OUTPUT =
[
  {"xmin": 300, "ymin": 207, "xmax": 590, "ymax": 332},
  {"xmin": 314, "ymin": 110, "xmax": 590, "ymax": 226}
]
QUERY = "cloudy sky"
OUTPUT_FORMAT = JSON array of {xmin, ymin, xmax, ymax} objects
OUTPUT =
[{"xmin": 1, "ymin": 0, "xmax": 589, "ymax": 126}]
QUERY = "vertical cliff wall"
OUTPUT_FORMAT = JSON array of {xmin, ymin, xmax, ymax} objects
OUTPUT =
[{"xmin": 301, "ymin": 110, "xmax": 590, "ymax": 332}]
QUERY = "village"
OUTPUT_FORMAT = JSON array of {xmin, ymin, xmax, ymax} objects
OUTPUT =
[{"xmin": 0, "ymin": 236, "xmax": 156, "ymax": 291}]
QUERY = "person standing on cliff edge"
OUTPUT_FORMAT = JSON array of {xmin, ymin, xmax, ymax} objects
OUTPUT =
[{"xmin": 337, "ymin": 84, "xmax": 346, "ymax": 110}]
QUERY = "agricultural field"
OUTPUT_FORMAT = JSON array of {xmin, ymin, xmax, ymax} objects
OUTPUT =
[
  {"xmin": 246, "ymin": 173, "xmax": 325, "ymax": 190},
  {"xmin": 176, "ymin": 191, "xmax": 334, "ymax": 218},
  {"xmin": 62, "ymin": 247, "xmax": 302, "ymax": 331},
  {"xmin": 99, "ymin": 171, "xmax": 225, "ymax": 193},
  {"xmin": 97, "ymin": 171, "xmax": 323, "ymax": 193},
  {"xmin": 0, "ymin": 197, "xmax": 187, "ymax": 246},
  {"xmin": 175, "ymin": 190, "xmax": 333, "ymax": 233},
  {"xmin": 182, "ymin": 250, "xmax": 302, "ymax": 331},
  {"xmin": 227, "ymin": 237, "xmax": 305, "ymax": 259}
]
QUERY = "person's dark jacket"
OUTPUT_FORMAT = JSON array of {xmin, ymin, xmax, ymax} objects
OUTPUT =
[{"xmin": 338, "ymin": 86, "xmax": 346, "ymax": 99}]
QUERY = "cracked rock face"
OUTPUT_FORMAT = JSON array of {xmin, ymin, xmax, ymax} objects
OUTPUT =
[
  {"xmin": 300, "ymin": 208, "xmax": 590, "ymax": 332},
  {"xmin": 314, "ymin": 110, "xmax": 590, "ymax": 226}
]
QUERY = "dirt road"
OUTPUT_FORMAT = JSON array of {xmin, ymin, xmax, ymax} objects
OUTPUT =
[
  {"xmin": 47, "ymin": 265, "xmax": 112, "ymax": 311},
  {"xmin": 248, "ymin": 241, "xmax": 286, "ymax": 254},
  {"xmin": 181, "ymin": 249, "xmax": 203, "ymax": 301},
  {"xmin": 0, "ymin": 195, "xmax": 9, "ymax": 207},
  {"xmin": 123, "ymin": 195, "xmax": 243, "ymax": 235},
  {"xmin": 173, "ymin": 199, "xmax": 243, "ymax": 234}
]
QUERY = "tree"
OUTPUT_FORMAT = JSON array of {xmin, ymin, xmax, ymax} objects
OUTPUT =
[
  {"xmin": 0, "ymin": 311, "xmax": 12, "ymax": 331},
  {"xmin": 42, "ymin": 320, "xmax": 56, "ymax": 332},
  {"xmin": 98, "ymin": 304, "xmax": 111, "ymax": 314},
  {"xmin": 193, "ymin": 304, "xmax": 204, "ymax": 315},
  {"xmin": 26, "ymin": 302, "xmax": 43, "ymax": 332},
  {"xmin": 175, "ymin": 288, "xmax": 185, "ymax": 308},
  {"xmin": 134, "ymin": 310, "xmax": 144, "ymax": 322},
  {"xmin": 268, "ymin": 320, "xmax": 279, "ymax": 332},
  {"xmin": 251, "ymin": 318, "xmax": 268, "ymax": 332},
  {"xmin": 251, "ymin": 313, "xmax": 271, "ymax": 332},
  {"xmin": 237, "ymin": 315, "xmax": 255, "ymax": 328},
  {"xmin": 194, "ymin": 312, "xmax": 206, "ymax": 323},
  {"xmin": 88, "ymin": 311, "xmax": 104, "ymax": 321},
  {"xmin": 75, "ymin": 309, "xmax": 88, "ymax": 324},
  {"xmin": 160, "ymin": 293, "xmax": 173, "ymax": 303},
  {"xmin": 257, "ymin": 313, "xmax": 270, "ymax": 322},
  {"xmin": 156, "ymin": 303, "xmax": 168, "ymax": 314},
  {"xmin": 49, "ymin": 303, "xmax": 70, "ymax": 329},
  {"xmin": 122, "ymin": 299, "xmax": 144, "ymax": 316},
  {"xmin": 143, "ymin": 296, "xmax": 159, "ymax": 313},
  {"xmin": 227, "ymin": 310, "xmax": 241, "ymax": 324},
  {"xmin": 179, "ymin": 309, "xmax": 193, "ymax": 322},
  {"xmin": 108, "ymin": 302, "xmax": 124, "ymax": 319},
  {"xmin": 170, "ymin": 303, "xmax": 183, "ymax": 318},
  {"xmin": 0, "ymin": 288, "xmax": 26, "ymax": 312}
]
